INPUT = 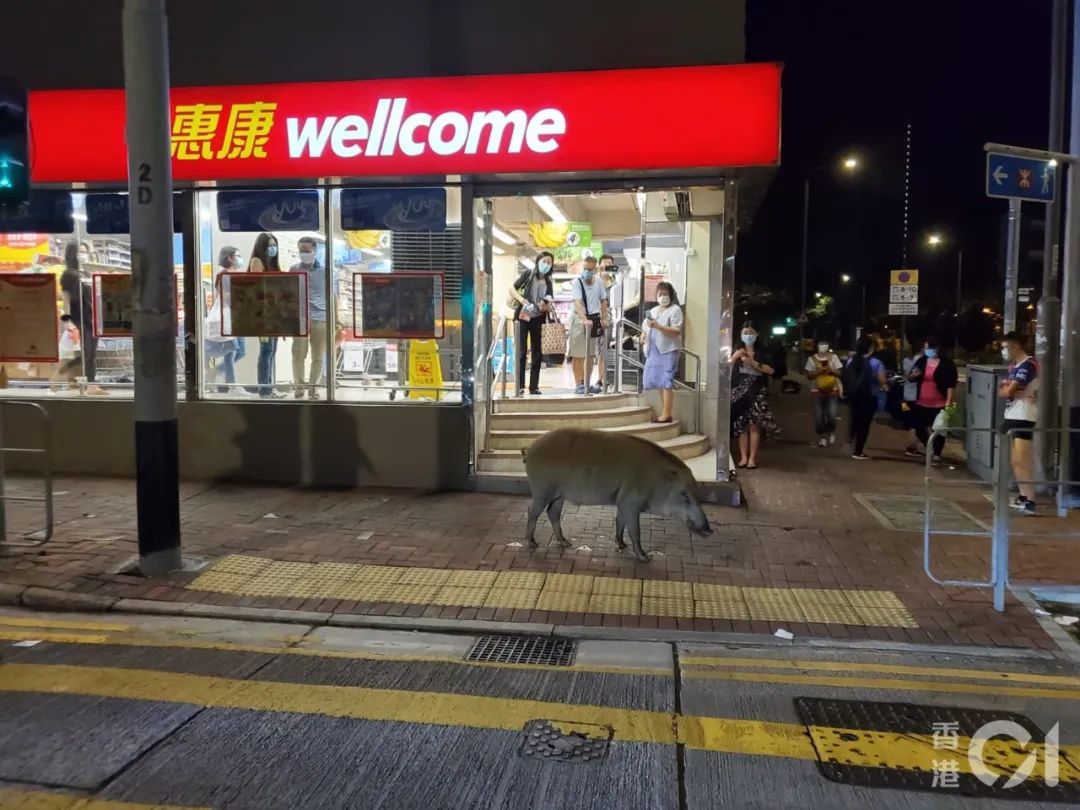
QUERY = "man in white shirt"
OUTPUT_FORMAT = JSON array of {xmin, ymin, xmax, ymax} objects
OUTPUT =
[
  {"xmin": 568, "ymin": 256, "xmax": 610, "ymax": 395},
  {"xmin": 804, "ymin": 340, "xmax": 843, "ymax": 446}
]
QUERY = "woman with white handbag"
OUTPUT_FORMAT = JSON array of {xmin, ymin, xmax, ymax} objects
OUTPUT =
[{"xmin": 508, "ymin": 251, "xmax": 555, "ymax": 396}]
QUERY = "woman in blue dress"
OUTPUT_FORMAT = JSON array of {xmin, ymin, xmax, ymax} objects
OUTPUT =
[{"xmin": 642, "ymin": 281, "xmax": 684, "ymax": 424}]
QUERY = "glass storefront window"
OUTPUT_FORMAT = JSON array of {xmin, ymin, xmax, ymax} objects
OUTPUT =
[
  {"xmin": 328, "ymin": 186, "xmax": 462, "ymax": 403},
  {"xmin": 195, "ymin": 189, "xmax": 326, "ymax": 400},
  {"xmin": 0, "ymin": 191, "xmax": 186, "ymax": 399}
]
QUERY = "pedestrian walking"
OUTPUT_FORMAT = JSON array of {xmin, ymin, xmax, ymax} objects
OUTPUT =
[
  {"xmin": 901, "ymin": 336, "xmax": 925, "ymax": 456},
  {"xmin": 842, "ymin": 336, "xmax": 886, "ymax": 460},
  {"xmin": 804, "ymin": 339, "xmax": 843, "ymax": 447},
  {"xmin": 908, "ymin": 336, "xmax": 958, "ymax": 466}
]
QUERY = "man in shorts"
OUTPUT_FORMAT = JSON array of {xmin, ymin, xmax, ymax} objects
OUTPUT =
[
  {"xmin": 568, "ymin": 256, "xmax": 609, "ymax": 395},
  {"xmin": 998, "ymin": 331, "xmax": 1039, "ymax": 516}
]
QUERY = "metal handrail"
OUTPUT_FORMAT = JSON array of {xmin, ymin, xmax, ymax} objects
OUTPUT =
[
  {"xmin": 613, "ymin": 317, "xmax": 702, "ymax": 433},
  {"xmin": 0, "ymin": 401, "xmax": 54, "ymax": 548}
]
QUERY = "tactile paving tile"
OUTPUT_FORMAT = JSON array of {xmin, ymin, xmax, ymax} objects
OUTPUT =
[
  {"xmin": 210, "ymin": 555, "xmax": 275, "ymax": 577},
  {"xmin": 385, "ymin": 583, "xmax": 444, "ymax": 604},
  {"xmin": 494, "ymin": 571, "xmax": 547, "ymax": 590},
  {"xmin": 542, "ymin": 574, "xmax": 595, "ymax": 593},
  {"xmin": 692, "ymin": 583, "xmax": 744, "ymax": 601},
  {"xmin": 443, "ymin": 570, "xmax": 500, "ymax": 588},
  {"xmin": 431, "ymin": 586, "xmax": 492, "ymax": 607},
  {"xmin": 258, "ymin": 561, "xmax": 317, "ymax": 580},
  {"xmin": 743, "ymin": 589, "xmax": 807, "ymax": 622},
  {"xmin": 482, "ymin": 589, "xmax": 541, "ymax": 610},
  {"xmin": 790, "ymin": 588, "xmax": 854, "ymax": 605},
  {"xmin": 591, "ymin": 578, "xmax": 643, "ymax": 598},
  {"xmin": 641, "ymin": 596, "xmax": 694, "ymax": 618},
  {"xmin": 852, "ymin": 606, "xmax": 919, "ymax": 628},
  {"xmin": 535, "ymin": 590, "xmax": 591, "ymax": 612},
  {"xmin": 396, "ymin": 568, "xmax": 453, "ymax": 586},
  {"xmin": 586, "ymin": 594, "xmax": 641, "ymax": 615},
  {"xmin": 843, "ymin": 589, "xmax": 907, "ymax": 609},
  {"xmin": 188, "ymin": 571, "xmax": 252, "ymax": 594},
  {"xmin": 311, "ymin": 562, "xmax": 363, "ymax": 580},
  {"xmin": 693, "ymin": 600, "xmax": 751, "ymax": 620},
  {"xmin": 350, "ymin": 565, "xmax": 408, "ymax": 586},
  {"xmin": 797, "ymin": 602, "xmax": 864, "ymax": 625},
  {"xmin": 642, "ymin": 580, "xmax": 693, "ymax": 599}
]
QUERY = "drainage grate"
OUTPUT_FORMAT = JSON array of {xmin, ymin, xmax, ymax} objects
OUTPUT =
[
  {"xmin": 520, "ymin": 719, "xmax": 611, "ymax": 763},
  {"xmin": 855, "ymin": 494, "xmax": 988, "ymax": 533},
  {"xmin": 466, "ymin": 635, "xmax": 576, "ymax": 667},
  {"xmin": 795, "ymin": 697, "xmax": 1080, "ymax": 802}
]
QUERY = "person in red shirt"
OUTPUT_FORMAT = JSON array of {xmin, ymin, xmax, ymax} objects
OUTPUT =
[{"xmin": 907, "ymin": 336, "xmax": 958, "ymax": 466}]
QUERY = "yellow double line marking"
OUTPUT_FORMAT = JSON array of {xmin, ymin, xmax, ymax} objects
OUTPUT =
[
  {"xmin": 0, "ymin": 662, "xmax": 1078, "ymax": 781},
  {"xmin": 0, "ymin": 786, "xmax": 204, "ymax": 809}
]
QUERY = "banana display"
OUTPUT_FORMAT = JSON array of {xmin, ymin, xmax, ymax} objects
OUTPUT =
[{"xmin": 528, "ymin": 221, "xmax": 571, "ymax": 248}]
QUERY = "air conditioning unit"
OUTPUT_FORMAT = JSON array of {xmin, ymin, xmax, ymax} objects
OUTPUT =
[
  {"xmin": 660, "ymin": 189, "xmax": 725, "ymax": 220},
  {"xmin": 661, "ymin": 191, "xmax": 693, "ymax": 221}
]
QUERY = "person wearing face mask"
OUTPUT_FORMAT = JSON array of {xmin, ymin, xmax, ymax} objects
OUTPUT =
[
  {"xmin": 998, "ymin": 331, "xmax": 1039, "ymax": 516},
  {"xmin": 730, "ymin": 322, "xmax": 778, "ymax": 469},
  {"xmin": 290, "ymin": 236, "xmax": 334, "ymax": 399},
  {"xmin": 804, "ymin": 338, "xmax": 844, "ymax": 447},
  {"xmin": 509, "ymin": 251, "xmax": 554, "ymax": 396},
  {"xmin": 908, "ymin": 336, "xmax": 957, "ymax": 466},
  {"xmin": 841, "ymin": 336, "xmax": 888, "ymax": 460},
  {"xmin": 901, "ymin": 335, "xmax": 926, "ymax": 456},
  {"xmin": 592, "ymin": 254, "xmax": 619, "ymax": 393},
  {"xmin": 568, "ymin": 256, "xmax": 609, "ymax": 395},
  {"xmin": 642, "ymin": 281, "xmax": 683, "ymax": 423},
  {"xmin": 249, "ymin": 232, "xmax": 284, "ymax": 398},
  {"xmin": 59, "ymin": 241, "xmax": 107, "ymax": 396},
  {"xmin": 204, "ymin": 245, "xmax": 244, "ymax": 394}
]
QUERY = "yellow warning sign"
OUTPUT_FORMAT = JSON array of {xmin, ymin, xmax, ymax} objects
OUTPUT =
[{"xmin": 407, "ymin": 339, "xmax": 443, "ymax": 400}]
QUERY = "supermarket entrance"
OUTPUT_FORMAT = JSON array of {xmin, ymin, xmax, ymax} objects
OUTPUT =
[{"xmin": 473, "ymin": 184, "xmax": 737, "ymax": 487}]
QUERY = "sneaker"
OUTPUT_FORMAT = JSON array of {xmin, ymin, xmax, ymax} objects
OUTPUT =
[
  {"xmin": 931, "ymin": 456, "xmax": 944, "ymax": 468},
  {"xmin": 528, "ymin": 389, "xmax": 542, "ymax": 396},
  {"xmin": 1018, "ymin": 500, "xmax": 1036, "ymax": 517},
  {"xmin": 574, "ymin": 384, "xmax": 586, "ymax": 395},
  {"xmin": 515, "ymin": 389, "xmax": 525, "ymax": 398},
  {"xmin": 904, "ymin": 447, "xmax": 923, "ymax": 458},
  {"xmin": 817, "ymin": 437, "xmax": 827, "ymax": 448},
  {"xmin": 1010, "ymin": 495, "xmax": 1028, "ymax": 510},
  {"xmin": 851, "ymin": 453, "xmax": 870, "ymax": 460},
  {"xmin": 828, "ymin": 433, "xmax": 836, "ymax": 445},
  {"xmin": 589, "ymin": 383, "xmax": 604, "ymax": 394}
]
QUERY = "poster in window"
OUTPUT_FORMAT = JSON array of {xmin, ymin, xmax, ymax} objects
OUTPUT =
[
  {"xmin": 352, "ymin": 272, "xmax": 444, "ymax": 339},
  {"xmin": 221, "ymin": 272, "xmax": 308, "ymax": 337},
  {"xmin": 0, "ymin": 273, "xmax": 59, "ymax": 362},
  {"xmin": 93, "ymin": 274, "xmax": 135, "ymax": 336}
]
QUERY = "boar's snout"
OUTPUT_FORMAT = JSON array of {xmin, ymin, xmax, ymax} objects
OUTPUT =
[{"xmin": 685, "ymin": 500, "xmax": 712, "ymax": 536}]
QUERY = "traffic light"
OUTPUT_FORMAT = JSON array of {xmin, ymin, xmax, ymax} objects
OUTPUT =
[{"xmin": 0, "ymin": 77, "xmax": 29, "ymax": 206}]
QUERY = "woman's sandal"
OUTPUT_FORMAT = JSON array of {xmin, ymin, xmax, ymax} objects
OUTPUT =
[{"xmin": 736, "ymin": 461, "xmax": 748, "ymax": 468}]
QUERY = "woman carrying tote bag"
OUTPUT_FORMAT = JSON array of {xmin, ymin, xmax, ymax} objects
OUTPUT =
[{"xmin": 507, "ymin": 251, "xmax": 555, "ymax": 396}]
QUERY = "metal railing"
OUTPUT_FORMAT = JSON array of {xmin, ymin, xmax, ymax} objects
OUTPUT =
[
  {"xmin": 923, "ymin": 425, "xmax": 1079, "ymax": 612},
  {"xmin": 614, "ymin": 318, "xmax": 702, "ymax": 434},
  {"xmin": 0, "ymin": 401, "xmax": 54, "ymax": 548}
]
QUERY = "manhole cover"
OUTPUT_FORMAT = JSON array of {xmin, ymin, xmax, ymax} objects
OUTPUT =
[
  {"xmin": 856, "ymin": 494, "xmax": 988, "ymax": 533},
  {"xmin": 795, "ymin": 697, "xmax": 1080, "ymax": 802},
  {"xmin": 466, "ymin": 635, "xmax": 575, "ymax": 667},
  {"xmin": 520, "ymin": 719, "xmax": 611, "ymax": 763}
]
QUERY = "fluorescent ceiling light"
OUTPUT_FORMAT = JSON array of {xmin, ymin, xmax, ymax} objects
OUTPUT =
[
  {"xmin": 532, "ymin": 195, "xmax": 567, "ymax": 224},
  {"xmin": 493, "ymin": 245, "xmax": 505, "ymax": 255},
  {"xmin": 475, "ymin": 216, "xmax": 516, "ymax": 246}
]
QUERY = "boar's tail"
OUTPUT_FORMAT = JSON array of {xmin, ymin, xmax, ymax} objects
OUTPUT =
[{"xmin": 520, "ymin": 448, "xmax": 528, "ymax": 461}]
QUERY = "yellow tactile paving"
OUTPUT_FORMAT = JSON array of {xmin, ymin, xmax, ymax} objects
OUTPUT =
[
  {"xmin": 482, "ymin": 589, "xmax": 541, "ymax": 610},
  {"xmin": 186, "ymin": 556, "xmax": 919, "ymax": 628}
]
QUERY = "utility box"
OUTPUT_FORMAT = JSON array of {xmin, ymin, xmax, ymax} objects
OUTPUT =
[{"xmin": 966, "ymin": 364, "xmax": 1008, "ymax": 481}]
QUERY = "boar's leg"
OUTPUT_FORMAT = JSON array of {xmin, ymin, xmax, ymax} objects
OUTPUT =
[
  {"xmin": 525, "ymin": 492, "xmax": 550, "ymax": 548},
  {"xmin": 618, "ymin": 503, "xmax": 649, "ymax": 562},
  {"xmin": 547, "ymin": 496, "xmax": 571, "ymax": 547},
  {"xmin": 614, "ymin": 514, "xmax": 627, "ymax": 550}
]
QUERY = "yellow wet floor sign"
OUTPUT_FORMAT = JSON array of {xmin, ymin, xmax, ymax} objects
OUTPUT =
[{"xmin": 408, "ymin": 339, "xmax": 443, "ymax": 400}]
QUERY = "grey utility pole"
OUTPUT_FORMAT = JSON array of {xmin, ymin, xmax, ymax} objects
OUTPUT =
[
  {"xmin": 1036, "ymin": 0, "xmax": 1068, "ymax": 478},
  {"xmin": 1003, "ymin": 199, "xmax": 1022, "ymax": 333},
  {"xmin": 1062, "ymin": 0, "xmax": 1080, "ymax": 507},
  {"xmin": 123, "ymin": 0, "xmax": 181, "ymax": 574}
]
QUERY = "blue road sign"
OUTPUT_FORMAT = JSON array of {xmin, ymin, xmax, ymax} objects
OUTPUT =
[{"xmin": 986, "ymin": 152, "xmax": 1056, "ymax": 203}]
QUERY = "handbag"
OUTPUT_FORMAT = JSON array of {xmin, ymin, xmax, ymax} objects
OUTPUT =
[{"xmin": 541, "ymin": 309, "xmax": 567, "ymax": 355}]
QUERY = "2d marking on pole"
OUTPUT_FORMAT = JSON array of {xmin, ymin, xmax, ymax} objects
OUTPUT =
[{"xmin": 986, "ymin": 152, "xmax": 1056, "ymax": 203}]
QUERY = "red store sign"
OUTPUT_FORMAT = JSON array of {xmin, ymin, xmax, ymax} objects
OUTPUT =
[{"xmin": 29, "ymin": 64, "xmax": 781, "ymax": 183}]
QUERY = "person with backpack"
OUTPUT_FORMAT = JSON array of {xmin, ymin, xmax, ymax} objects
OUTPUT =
[
  {"xmin": 805, "ymin": 339, "xmax": 844, "ymax": 447},
  {"xmin": 842, "ymin": 336, "xmax": 887, "ymax": 460},
  {"xmin": 907, "ymin": 336, "xmax": 958, "ymax": 466}
]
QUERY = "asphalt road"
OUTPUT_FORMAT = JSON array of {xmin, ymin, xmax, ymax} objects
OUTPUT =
[{"xmin": 0, "ymin": 607, "xmax": 1078, "ymax": 809}]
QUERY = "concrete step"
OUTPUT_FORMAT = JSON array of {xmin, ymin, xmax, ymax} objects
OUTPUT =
[
  {"xmin": 477, "ymin": 432, "xmax": 711, "ymax": 472},
  {"xmin": 490, "ymin": 405, "xmax": 654, "ymax": 432},
  {"xmin": 489, "ymin": 419, "xmax": 682, "ymax": 450},
  {"xmin": 491, "ymin": 392, "xmax": 637, "ymax": 414}
]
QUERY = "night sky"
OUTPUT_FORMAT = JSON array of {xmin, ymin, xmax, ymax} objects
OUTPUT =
[{"xmin": 744, "ymin": 0, "xmax": 1054, "ymax": 320}]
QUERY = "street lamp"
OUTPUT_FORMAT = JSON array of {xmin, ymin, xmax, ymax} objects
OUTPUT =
[
  {"xmin": 925, "ymin": 231, "xmax": 963, "ymax": 315},
  {"xmin": 840, "ymin": 274, "xmax": 852, "ymax": 283},
  {"xmin": 801, "ymin": 153, "xmax": 864, "ymax": 359}
]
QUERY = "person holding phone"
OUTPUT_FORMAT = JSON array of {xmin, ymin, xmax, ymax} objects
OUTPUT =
[{"xmin": 642, "ymin": 281, "xmax": 683, "ymax": 423}]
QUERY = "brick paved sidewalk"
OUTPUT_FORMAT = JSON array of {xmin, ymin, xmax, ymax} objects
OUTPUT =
[{"xmin": 1, "ymin": 388, "xmax": 1077, "ymax": 651}]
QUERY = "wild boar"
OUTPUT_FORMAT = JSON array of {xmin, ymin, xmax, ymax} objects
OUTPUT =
[{"xmin": 521, "ymin": 427, "xmax": 712, "ymax": 562}]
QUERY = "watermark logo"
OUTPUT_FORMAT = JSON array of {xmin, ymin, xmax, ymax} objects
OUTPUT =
[{"xmin": 931, "ymin": 720, "xmax": 1060, "ymax": 789}]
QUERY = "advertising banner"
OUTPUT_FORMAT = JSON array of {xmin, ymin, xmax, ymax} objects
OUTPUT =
[
  {"xmin": 0, "ymin": 191, "xmax": 74, "ymax": 234},
  {"xmin": 0, "ymin": 273, "xmax": 59, "ymax": 361},
  {"xmin": 341, "ymin": 188, "xmax": 446, "ymax": 231},
  {"xmin": 353, "ymin": 272, "xmax": 445, "ymax": 339},
  {"xmin": 221, "ymin": 272, "xmax": 308, "ymax": 337},
  {"xmin": 93, "ymin": 273, "xmax": 135, "ymax": 336},
  {"xmin": 0, "ymin": 233, "xmax": 50, "ymax": 265},
  {"xmin": 29, "ymin": 64, "xmax": 782, "ymax": 183},
  {"xmin": 216, "ymin": 189, "xmax": 320, "ymax": 232},
  {"xmin": 85, "ymin": 192, "xmax": 184, "ymax": 234}
]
